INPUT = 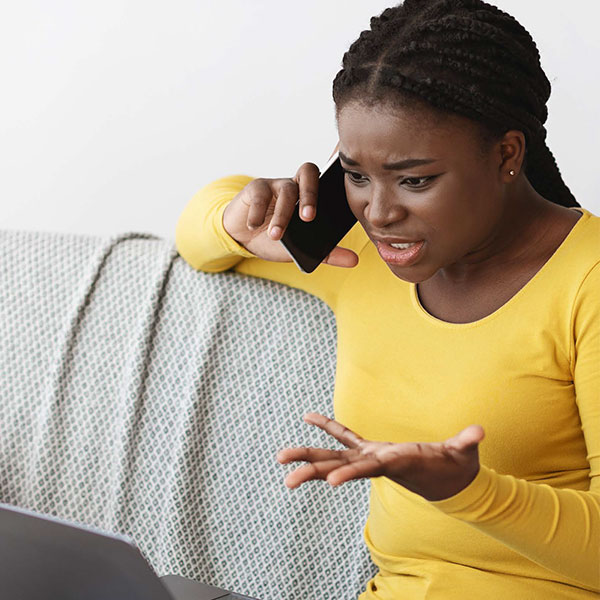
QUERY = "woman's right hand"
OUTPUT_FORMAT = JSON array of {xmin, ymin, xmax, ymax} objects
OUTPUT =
[{"xmin": 222, "ymin": 154, "xmax": 358, "ymax": 268}]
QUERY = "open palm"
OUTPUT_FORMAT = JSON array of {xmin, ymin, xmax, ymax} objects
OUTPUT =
[{"xmin": 277, "ymin": 413, "xmax": 485, "ymax": 502}]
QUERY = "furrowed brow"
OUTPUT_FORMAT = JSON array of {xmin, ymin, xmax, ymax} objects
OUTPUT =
[{"xmin": 339, "ymin": 151, "xmax": 438, "ymax": 170}]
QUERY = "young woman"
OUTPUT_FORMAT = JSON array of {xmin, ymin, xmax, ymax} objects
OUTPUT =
[{"xmin": 175, "ymin": 0, "xmax": 599, "ymax": 597}]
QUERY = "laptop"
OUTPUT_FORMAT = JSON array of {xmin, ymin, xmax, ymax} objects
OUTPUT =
[{"xmin": 0, "ymin": 502, "xmax": 260, "ymax": 600}]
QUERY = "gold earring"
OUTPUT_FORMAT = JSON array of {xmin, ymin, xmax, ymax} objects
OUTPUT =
[{"xmin": 509, "ymin": 170, "xmax": 516, "ymax": 176}]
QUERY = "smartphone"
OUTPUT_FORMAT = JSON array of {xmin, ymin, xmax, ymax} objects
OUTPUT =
[{"xmin": 280, "ymin": 151, "xmax": 357, "ymax": 273}]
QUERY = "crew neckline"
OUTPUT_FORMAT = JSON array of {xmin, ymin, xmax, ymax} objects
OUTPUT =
[{"xmin": 410, "ymin": 207, "xmax": 589, "ymax": 329}]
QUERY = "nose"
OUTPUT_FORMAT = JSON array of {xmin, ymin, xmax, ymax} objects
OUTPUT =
[{"xmin": 363, "ymin": 187, "xmax": 408, "ymax": 229}]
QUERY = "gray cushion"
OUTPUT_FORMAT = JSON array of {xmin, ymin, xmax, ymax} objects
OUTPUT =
[{"xmin": 0, "ymin": 229, "xmax": 376, "ymax": 600}]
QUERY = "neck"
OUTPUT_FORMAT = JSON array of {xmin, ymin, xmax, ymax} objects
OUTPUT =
[{"xmin": 435, "ymin": 177, "xmax": 557, "ymax": 286}]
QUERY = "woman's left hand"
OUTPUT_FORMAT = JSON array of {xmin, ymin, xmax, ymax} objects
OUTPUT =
[{"xmin": 276, "ymin": 413, "xmax": 485, "ymax": 502}]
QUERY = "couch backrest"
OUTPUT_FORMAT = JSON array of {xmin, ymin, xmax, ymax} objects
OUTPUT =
[{"xmin": 0, "ymin": 230, "xmax": 376, "ymax": 600}]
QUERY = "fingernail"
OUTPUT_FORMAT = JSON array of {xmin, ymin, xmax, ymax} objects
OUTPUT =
[
  {"xmin": 269, "ymin": 226, "xmax": 282, "ymax": 239},
  {"xmin": 302, "ymin": 206, "xmax": 313, "ymax": 219}
]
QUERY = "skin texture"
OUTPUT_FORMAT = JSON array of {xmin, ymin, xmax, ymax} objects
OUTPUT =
[
  {"xmin": 337, "ymin": 100, "xmax": 560, "ymax": 286},
  {"xmin": 275, "ymin": 101, "xmax": 580, "ymax": 500},
  {"xmin": 222, "ymin": 165, "xmax": 359, "ymax": 267},
  {"xmin": 336, "ymin": 101, "xmax": 581, "ymax": 323},
  {"xmin": 221, "ymin": 100, "xmax": 580, "ymax": 500},
  {"xmin": 277, "ymin": 414, "xmax": 485, "ymax": 502}
]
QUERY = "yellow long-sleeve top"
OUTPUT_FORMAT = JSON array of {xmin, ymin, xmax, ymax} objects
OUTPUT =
[{"xmin": 176, "ymin": 175, "xmax": 600, "ymax": 599}]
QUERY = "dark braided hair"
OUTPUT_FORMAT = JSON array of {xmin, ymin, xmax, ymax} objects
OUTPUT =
[{"xmin": 332, "ymin": 0, "xmax": 579, "ymax": 208}]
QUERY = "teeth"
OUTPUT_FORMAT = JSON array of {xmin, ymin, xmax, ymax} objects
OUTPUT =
[{"xmin": 390, "ymin": 241, "xmax": 418, "ymax": 249}]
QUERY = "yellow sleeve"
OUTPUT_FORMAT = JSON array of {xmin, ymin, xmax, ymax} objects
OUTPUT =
[
  {"xmin": 430, "ymin": 262, "xmax": 600, "ymax": 591},
  {"xmin": 175, "ymin": 174, "xmax": 368, "ymax": 311},
  {"xmin": 175, "ymin": 174, "xmax": 257, "ymax": 272}
]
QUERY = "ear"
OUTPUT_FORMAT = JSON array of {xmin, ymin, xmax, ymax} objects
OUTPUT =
[{"xmin": 498, "ymin": 129, "xmax": 527, "ymax": 182}]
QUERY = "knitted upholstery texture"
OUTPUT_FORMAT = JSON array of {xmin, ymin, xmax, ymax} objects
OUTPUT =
[{"xmin": 0, "ymin": 230, "xmax": 376, "ymax": 600}]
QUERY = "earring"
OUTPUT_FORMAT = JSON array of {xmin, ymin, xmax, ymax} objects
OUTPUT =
[{"xmin": 509, "ymin": 170, "xmax": 516, "ymax": 176}]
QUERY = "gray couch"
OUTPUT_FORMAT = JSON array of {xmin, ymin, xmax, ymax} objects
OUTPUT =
[{"xmin": 0, "ymin": 229, "xmax": 376, "ymax": 600}]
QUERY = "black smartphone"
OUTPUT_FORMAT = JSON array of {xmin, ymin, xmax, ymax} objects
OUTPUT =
[{"xmin": 280, "ymin": 151, "xmax": 357, "ymax": 273}]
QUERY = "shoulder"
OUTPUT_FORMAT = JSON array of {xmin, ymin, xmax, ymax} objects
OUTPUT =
[
  {"xmin": 572, "ymin": 208, "xmax": 600, "ymax": 273},
  {"xmin": 565, "ymin": 208, "xmax": 599, "ymax": 333},
  {"xmin": 559, "ymin": 207, "xmax": 600, "ymax": 273}
]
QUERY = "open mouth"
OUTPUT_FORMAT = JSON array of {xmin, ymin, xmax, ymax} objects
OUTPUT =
[{"xmin": 375, "ymin": 240, "xmax": 425, "ymax": 266}]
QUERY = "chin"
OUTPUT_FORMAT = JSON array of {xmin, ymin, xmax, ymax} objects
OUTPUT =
[{"xmin": 387, "ymin": 263, "xmax": 437, "ymax": 284}]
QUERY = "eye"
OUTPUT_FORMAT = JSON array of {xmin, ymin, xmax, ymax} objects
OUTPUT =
[
  {"xmin": 343, "ymin": 169, "xmax": 366, "ymax": 184},
  {"xmin": 342, "ymin": 169, "xmax": 437, "ymax": 189},
  {"xmin": 401, "ymin": 176, "xmax": 436, "ymax": 189}
]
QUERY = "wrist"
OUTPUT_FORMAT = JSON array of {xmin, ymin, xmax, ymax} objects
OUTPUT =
[
  {"xmin": 217, "ymin": 201, "xmax": 255, "ymax": 258},
  {"xmin": 422, "ymin": 464, "xmax": 481, "ymax": 502},
  {"xmin": 222, "ymin": 200, "xmax": 251, "ymax": 249}
]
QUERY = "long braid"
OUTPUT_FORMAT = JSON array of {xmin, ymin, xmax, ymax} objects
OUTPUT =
[{"xmin": 332, "ymin": 0, "xmax": 579, "ymax": 208}]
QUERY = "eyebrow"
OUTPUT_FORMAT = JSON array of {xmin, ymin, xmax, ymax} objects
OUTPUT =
[{"xmin": 338, "ymin": 151, "xmax": 438, "ymax": 170}]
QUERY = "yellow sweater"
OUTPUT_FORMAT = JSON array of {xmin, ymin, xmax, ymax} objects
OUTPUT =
[{"xmin": 176, "ymin": 175, "xmax": 600, "ymax": 599}]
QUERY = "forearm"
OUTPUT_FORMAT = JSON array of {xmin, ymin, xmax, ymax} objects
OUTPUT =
[{"xmin": 430, "ymin": 465, "xmax": 600, "ymax": 591}]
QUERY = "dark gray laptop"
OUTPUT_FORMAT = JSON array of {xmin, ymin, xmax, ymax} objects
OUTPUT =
[{"xmin": 0, "ymin": 502, "xmax": 259, "ymax": 600}]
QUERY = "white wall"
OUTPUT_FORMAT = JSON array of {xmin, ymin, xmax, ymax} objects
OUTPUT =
[{"xmin": 1, "ymin": 0, "xmax": 598, "ymax": 241}]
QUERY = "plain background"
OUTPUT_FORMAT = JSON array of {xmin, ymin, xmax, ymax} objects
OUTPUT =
[{"xmin": 1, "ymin": 0, "xmax": 599, "ymax": 241}]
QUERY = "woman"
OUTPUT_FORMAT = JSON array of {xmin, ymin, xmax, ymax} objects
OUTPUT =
[{"xmin": 175, "ymin": 0, "xmax": 599, "ymax": 597}]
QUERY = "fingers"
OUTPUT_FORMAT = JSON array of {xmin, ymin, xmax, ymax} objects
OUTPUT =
[
  {"xmin": 277, "ymin": 446, "xmax": 342, "ymax": 464},
  {"xmin": 321, "ymin": 246, "xmax": 359, "ymax": 268},
  {"xmin": 244, "ymin": 178, "xmax": 300, "ymax": 240},
  {"xmin": 277, "ymin": 414, "xmax": 373, "ymax": 490},
  {"xmin": 326, "ymin": 456, "xmax": 387, "ymax": 486},
  {"xmin": 293, "ymin": 162, "xmax": 320, "ymax": 223},
  {"xmin": 444, "ymin": 425, "xmax": 485, "ymax": 453},
  {"xmin": 303, "ymin": 413, "xmax": 364, "ymax": 449},
  {"xmin": 462, "ymin": 424, "xmax": 485, "ymax": 445},
  {"xmin": 281, "ymin": 454, "xmax": 386, "ymax": 489},
  {"xmin": 245, "ymin": 178, "xmax": 277, "ymax": 231},
  {"xmin": 258, "ymin": 162, "xmax": 320, "ymax": 241},
  {"xmin": 267, "ymin": 179, "xmax": 299, "ymax": 240},
  {"xmin": 283, "ymin": 458, "xmax": 349, "ymax": 489}
]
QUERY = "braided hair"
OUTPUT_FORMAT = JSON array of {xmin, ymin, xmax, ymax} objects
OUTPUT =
[{"xmin": 332, "ymin": 0, "xmax": 579, "ymax": 208}]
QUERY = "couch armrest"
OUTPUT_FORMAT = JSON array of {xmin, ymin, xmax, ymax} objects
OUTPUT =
[{"xmin": 0, "ymin": 229, "xmax": 376, "ymax": 600}]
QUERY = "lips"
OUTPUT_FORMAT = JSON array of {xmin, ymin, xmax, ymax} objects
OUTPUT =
[
  {"xmin": 375, "ymin": 239, "xmax": 425, "ymax": 266},
  {"xmin": 376, "ymin": 237, "xmax": 422, "ymax": 244}
]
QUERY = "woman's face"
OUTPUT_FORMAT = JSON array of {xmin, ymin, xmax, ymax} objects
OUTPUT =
[{"xmin": 336, "ymin": 101, "xmax": 513, "ymax": 284}]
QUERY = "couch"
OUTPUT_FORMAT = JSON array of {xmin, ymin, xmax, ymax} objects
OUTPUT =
[{"xmin": 0, "ymin": 229, "xmax": 377, "ymax": 600}]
